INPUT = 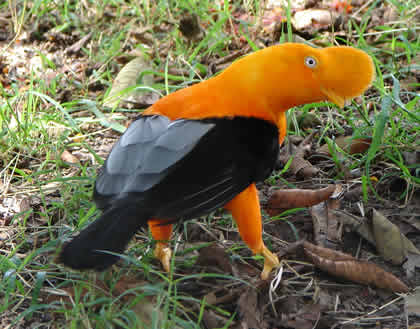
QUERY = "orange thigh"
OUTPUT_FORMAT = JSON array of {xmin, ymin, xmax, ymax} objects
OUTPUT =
[
  {"xmin": 148, "ymin": 219, "xmax": 173, "ymax": 242},
  {"xmin": 224, "ymin": 184, "xmax": 263, "ymax": 253}
]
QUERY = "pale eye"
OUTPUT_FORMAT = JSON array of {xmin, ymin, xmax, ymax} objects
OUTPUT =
[{"xmin": 304, "ymin": 56, "xmax": 317, "ymax": 68}]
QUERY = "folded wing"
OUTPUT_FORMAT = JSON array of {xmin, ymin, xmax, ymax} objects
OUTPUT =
[{"xmin": 94, "ymin": 115, "xmax": 279, "ymax": 222}]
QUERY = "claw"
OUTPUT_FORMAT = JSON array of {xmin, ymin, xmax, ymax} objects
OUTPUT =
[
  {"xmin": 154, "ymin": 242, "xmax": 172, "ymax": 272},
  {"xmin": 260, "ymin": 244, "xmax": 280, "ymax": 280}
]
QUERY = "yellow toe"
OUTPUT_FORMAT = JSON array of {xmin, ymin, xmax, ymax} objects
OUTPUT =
[
  {"xmin": 154, "ymin": 243, "xmax": 172, "ymax": 272},
  {"xmin": 260, "ymin": 244, "xmax": 280, "ymax": 280}
]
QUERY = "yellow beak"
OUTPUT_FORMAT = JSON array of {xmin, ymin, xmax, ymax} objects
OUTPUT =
[{"xmin": 320, "ymin": 87, "xmax": 346, "ymax": 109}]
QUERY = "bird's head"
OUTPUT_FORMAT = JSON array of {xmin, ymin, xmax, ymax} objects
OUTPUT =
[{"xmin": 226, "ymin": 43, "xmax": 375, "ymax": 111}]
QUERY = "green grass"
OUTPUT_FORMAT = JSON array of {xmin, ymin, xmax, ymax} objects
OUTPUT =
[{"xmin": 0, "ymin": 0, "xmax": 419, "ymax": 328}]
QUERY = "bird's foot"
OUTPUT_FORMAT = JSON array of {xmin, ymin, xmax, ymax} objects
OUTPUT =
[
  {"xmin": 154, "ymin": 242, "xmax": 172, "ymax": 272},
  {"xmin": 260, "ymin": 244, "xmax": 280, "ymax": 280}
]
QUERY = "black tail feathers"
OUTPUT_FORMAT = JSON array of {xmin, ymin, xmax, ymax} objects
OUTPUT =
[{"xmin": 58, "ymin": 205, "xmax": 148, "ymax": 271}]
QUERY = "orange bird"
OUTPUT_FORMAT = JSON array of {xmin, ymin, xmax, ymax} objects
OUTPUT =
[{"xmin": 59, "ymin": 43, "xmax": 374, "ymax": 279}]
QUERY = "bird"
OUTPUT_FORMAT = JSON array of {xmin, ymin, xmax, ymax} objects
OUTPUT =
[{"xmin": 59, "ymin": 43, "xmax": 375, "ymax": 280}]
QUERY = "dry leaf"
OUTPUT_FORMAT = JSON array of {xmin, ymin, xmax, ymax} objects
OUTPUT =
[
  {"xmin": 335, "ymin": 209, "xmax": 420, "ymax": 274},
  {"xmin": 237, "ymin": 287, "xmax": 268, "ymax": 329},
  {"xmin": 201, "ymin": 309, "xmax": 229, "ymax": 328},
  {"xmin": 303, "ymin": 241, "xmax": 410, "ymax": 293},
  {"xmin": 196, "ymin": 244, "xmax": 232, "ymax": 274},
  {"xmin": 333, "ymin": 209, "xmax": 376, "ymax": 245},
  {"xmin": 261, "ymin": 6, "xmax": 284, "ymax": 34},
  {"xmin": 372, "ymin": 209, "xmax": 420, "ymax": 265},
  {"xmin": 60, "ymin": 149, "xmax": 80, "ymax": 164},
  {"xmin": 266, "ymin": 185, "xmax": 337, "ymax": 216},
  {"xmin": 309, "ymin": 193, "xmax": 342, "ymax": 247},
  {"xmin": 0, "ymin": 196, "xmax": 32, "ymax": 221},
  {"xmin": 284, "ymin": 304, "xmax": 322, "ymax": 329},
  {"xmin": 293, "ymin": 9, "xmax": 338, "ymax": 31},
  {"xmin": 278, "ymin": 132, "xmax": 319, "ymax": 179},
  {"xmin": 65, "ymin": 32, "xmax": 92, "ymax": 55},
  {"xmin": 104, "ymin": 55, "xmax": 158, "ymax": 108},
  {"xmin": 318, "ymin": 136, "xmax": 372, "ymax": 156}
]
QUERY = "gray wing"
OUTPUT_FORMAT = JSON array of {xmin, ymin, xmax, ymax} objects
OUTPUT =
[
  {"xmin": 95, "ymin": 115, "xmax": 214, "ymax": 197},
  {"xmin": 93, "ymin": 115, "xmax": 279, "ymax": 221}
]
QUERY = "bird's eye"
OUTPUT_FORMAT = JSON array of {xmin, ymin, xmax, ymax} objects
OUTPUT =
[{"xmin": 304, "ymin": 56, "xmax": 317, "ymax": 68}]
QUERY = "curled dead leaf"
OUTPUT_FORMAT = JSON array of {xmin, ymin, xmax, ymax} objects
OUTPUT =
[
  {"xmin": 291, "ymin": 150, "xmax": 319, "ymax": 178},
  {"xmin": 317, "ymin": 136, "xmax": 372, "ymax": 156},
  {"xmin": 266, "ymin": 185, "xmax": 336, "ymax": 216},
  {"xmin": 303, "ymin": 241, "xmax": 410, "ymax": 293},
  {"xmin": 278, "ymin": 132, "xmax": 319, "ymax": 179}
]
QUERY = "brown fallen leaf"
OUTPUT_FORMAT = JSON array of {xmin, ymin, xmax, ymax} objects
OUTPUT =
[
  {"xmin": 309, "ymin": 188, "xmax": 342, "ymax": 247},
  {"xmin": 383, "ymin": 3, "xmax": 399, "ymax": 23},
  {"xmin": 284, "ymin": 304, "xmax": 323, "ymax": 329},
  {"xmin": 103, "ymin": 55, "xmax": 158, "ymax": 108},
  {"xmin": 266, "ymin": 185, "xmax": 336, "ymax": 216},
  {"xmin": 277, "ymin": 131, "xmax": 319, "ymax": 179},
  {"xmin": 334, "ymin": 208, "xmax": 420, "ymax": 274},
  {"xmin": 130, "ymin": 25, "xmax": 154, "ymax": 46},
  {"xmin": 60, "ymin": 149, "xmax": 80, "ymax": 164},
  {"xmin": 261, "ymin": 5, "xmax": 284, "ymax": 34},
  {"xmin": 236, "ymin": 287, "xmax": 268, "ymax": 329},
  {"xmin": 203, "ymin": 289, "xmax": 238, "ymax": 306},
  {"xmin": 317, "ymin": 136, "xmax": 372, "ymax": 156},
  {"xmin": 65, "ymin": 32, "xmax": 92, "ymax": 55},
  {"xmin": 372, "ymin": 209, "xmax": 420, "ymax": 265},
  {"xmin": 201, "ymin": 309, "xmax": 229, "ymax": 328},
  {"xmin": 291, "ymin": 132, "xmax": 319, "ymax": 178},
  {"xmin": 302, "ymin": 241, "xmax": 410, "ymax": 293},
  {"xmin": 332, "ymin": 209, "xmax": 376, "ymax": 245},
  {"xmin": 196, "ymin": 244, "xmax": 232, "ymax": 274}
]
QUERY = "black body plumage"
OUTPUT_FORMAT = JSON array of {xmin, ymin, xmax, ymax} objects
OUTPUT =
[{"xmin": 59, "ymin": 115, "xmax": 279, "ymax": 270}]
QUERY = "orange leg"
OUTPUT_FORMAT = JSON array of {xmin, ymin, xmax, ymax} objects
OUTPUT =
[
  {"xmin": 148, "ymin": 219, "xmax": 173, "ymax": 272},
  {"xmin": 276, "ymin": 111, "xmax": 287, "ymax": 145},
  {"xmin": 224, "ymin": 184, "xmax": 279, "ymax": 280}
]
